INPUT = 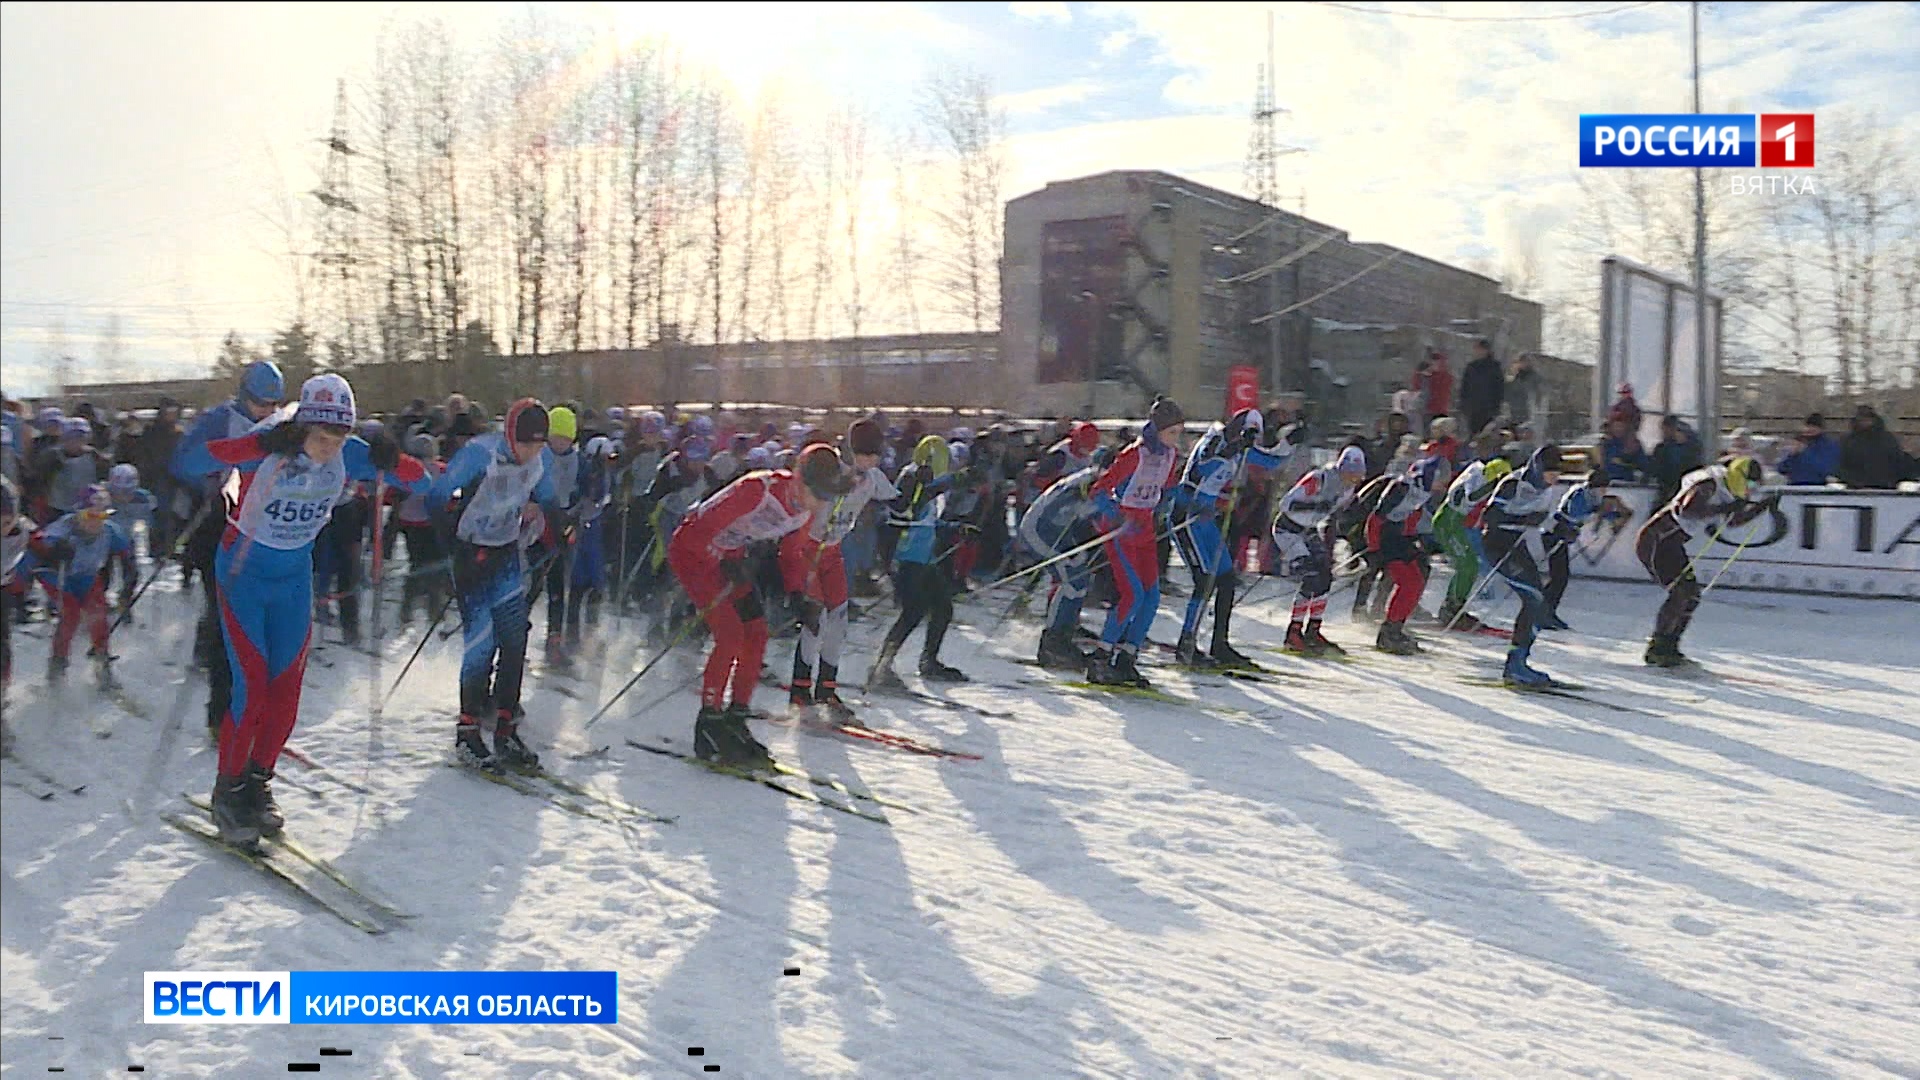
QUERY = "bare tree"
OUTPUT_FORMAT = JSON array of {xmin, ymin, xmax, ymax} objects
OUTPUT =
[
  {"xmin": 757, "ymin": 97, "xmax": 798, "ymax": 342},
  {"xmin": 94, "ymin": 314, "xmax": 128, "ymax": 376},
  {"xmin": 919, "ymin": 67, "xmax": 1007, "ymax": 333},
  {"xmin": 886, "ymin": 129, "xmax": 927, "ymax": 335},
  {"xmin": 837, "ymin": 106, "xmax": 870, "ymax": 347},
  {"xmin": 805, "ymin": 130, "xmax": 837, "ymax": 343}
]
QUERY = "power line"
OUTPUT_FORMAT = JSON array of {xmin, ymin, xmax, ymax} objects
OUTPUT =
[
  {"xmin": 1309, "ymin": 1, "xmax": 1661, "ymax": 22},
  {"xmin": 1250, "ymin": 249, "xmax": 1404, "ymax": 325}
]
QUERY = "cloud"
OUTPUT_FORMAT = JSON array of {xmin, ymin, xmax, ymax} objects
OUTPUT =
[
  {"xmin": 995, "ymin": 80, "xmax": 1105, "ymax": 116},
  {"xmin": 1009, "ymin": 1, "xmax": 1073, "ymax": 24},
  {"xmin": 1100, "ymin": 29, "xmax": 1136, "ymax": 56}
]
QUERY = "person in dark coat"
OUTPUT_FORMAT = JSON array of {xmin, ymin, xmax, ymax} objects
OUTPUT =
[
  {"xmin": 1459, "ymin": 338, "xmax": 1505, "ymax": 439},
  {"xmin": 1837, "ymin": 406, "xmax": 1911, "ymax": 489},
  {"xmin": 1777, "ymin": 413, "xmax": 1840, "ymax": 486},
  {"xmin": 1649, "ymin": 416, "xmax": 1704, "ymax": 504},
  {"xmin": 1600, "ymin": 416, "xmax": 1651, "ymax": 482}
]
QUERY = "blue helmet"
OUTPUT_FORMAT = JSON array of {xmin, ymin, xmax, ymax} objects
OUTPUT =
[{"xmin": 239, "ymin": 360, "xmax": 285, "ymax": 407}]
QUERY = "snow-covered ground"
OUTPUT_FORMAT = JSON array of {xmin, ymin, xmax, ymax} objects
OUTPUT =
[{"xmin": 4, "ymin": 569, "xmax": 1917, "ymax": 1078}]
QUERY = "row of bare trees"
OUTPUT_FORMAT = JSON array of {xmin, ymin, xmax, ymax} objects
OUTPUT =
[
  {"xmin": 277, "ymin": 12, "xmax": 1006, "ymax": 381},
  {"xmin": 1539, "ymin": 111, "xmax": 1919, "ymax": 402}
]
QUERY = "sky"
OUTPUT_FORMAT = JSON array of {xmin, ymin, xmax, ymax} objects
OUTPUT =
[{"xmin": 3, "ymin": 0, "xmax": 1917, "ymax": 397}]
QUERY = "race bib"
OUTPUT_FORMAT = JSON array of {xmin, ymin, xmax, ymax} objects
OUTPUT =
[{"xmin": 235, "ymin": 455, "xmax": 346, "ymax": 550}]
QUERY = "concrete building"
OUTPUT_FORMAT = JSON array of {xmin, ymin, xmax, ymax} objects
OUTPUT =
[{"xmin": 1001, "ymin": 170, "xmax": 1543, "ymax": 420}]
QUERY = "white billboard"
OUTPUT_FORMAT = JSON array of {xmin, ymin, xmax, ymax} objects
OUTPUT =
[{"xmin": 1596, "ymin": 256, "xmax": 1723, "ymax": 451}]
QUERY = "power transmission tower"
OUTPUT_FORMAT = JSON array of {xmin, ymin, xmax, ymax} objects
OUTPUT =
[
  {"xmin": 311, "ymin": 78, "xmax": 362, "ymax": 369},
  {"xmin": 1244, "ymin": 11, "xmax": 1281, "ymax": 209}
]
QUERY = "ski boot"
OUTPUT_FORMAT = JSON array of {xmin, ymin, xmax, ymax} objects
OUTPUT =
[
  {"xmin": 1304, "ymin": 621, "xmax": 1345, "ymax": 656},
  {"xmin": 1284, "ymin": 622, "xmax": 1316, "ymax": 655},
  {"xmin": 694, "ymin": 705, "xmax": 732, "ymax": 763},
  {"xmin": 210, "ymin": 773, "xmax": 261, "ymax": 850},
  {"xmin": 1375, "ymin": 621, "xmax": 1422, "ymax": 656},
  {"xmin": 866, "ymin": 642, "xmax": 909, "ymax": 694},
  {"xmin": 1644, "ymin": 633, "xmax": 1689, "ymax": 667},
  {"xmin": 1437, "ymin": 601, "xmax": 1484, "ymax": 631},
  {"xmin": 1175, "ymin": 633, "xmax": 1220, "ymax": 669},
  {"xmin": 813, "ymin": 664, "xmax": 861, "ymax": 726},
  {"xmin": 1209, "ymin": 641, "xmax": 1262, "ymax": 672},
  {"xmin": 47, "ymin": 653, "xmax": 69, "ymax": 684},
  {"xmin": 717, "ymin": 703, "xmax": 776, "ymax": 772},
  {"xmin": 245, "ymin": 763, "xmax": 285, "ymax": 836},
  {"xmin": 454, "ymin": 717, "xmax": 496, "ymax": 769},
  {"xmin": 920, "ymin": 657, "xmax": 968, "ymax": 683},
  {"xmin": 1536, "ymin": 608, "xmax": 1570, "ymax": 632},
  {"xmin": 1502, "ymin": 646, "xmax": 1552, "ymax": 687},
  {"xmin": 493, "ymin": 708, "xmax": 541, "ymax": 773},
  {"xmin": 1037, "ymin": 628, "xmax": 1089, "ymax": 670},
  {"xmin": 1087, "ymin": 646, "xmax": 1129, "ymax": 686},
  {"xmin": 1114, "ymin": 646, "xmax": 1152, "ymax": 689},
  {"xmin": 787, "ymin": 677, "xmax": 817, "ymax": 719}
]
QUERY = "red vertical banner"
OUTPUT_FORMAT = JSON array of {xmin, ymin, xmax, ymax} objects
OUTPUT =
[{"xmin": 1226, "ymin": 365, "xmax": 1260, "ymax": 415}]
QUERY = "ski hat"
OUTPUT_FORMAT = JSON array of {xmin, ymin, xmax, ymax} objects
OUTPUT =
[
  {"xmin": 949, "ymin": 426, "xmax": 974, "ymax": 444},
  {"xmin": 1726, "ymin": 456, "xmax": 1761, "ymax": 499},
  {"xmin": 60, "ymin": 416, "xmax": 91, "ymax": 441},
  {"xmin": 1482, "ymin": 457, "xmax": 1514, "ymax": 483},
  {"xmin": 1335, "ymin": 445, "xmax": 1368, "ymax": 476},
  {"xmin": 108, "ymin": 463, "xmax": 140, "ymax": 492},
  {"xmin": 687, "ymin": 414, "xmax": 715, "ymax": 439},
  {"xmin": 845, "ymin": 416, "xmax": 884, "ymax": 457},
  {"xmin": 77, "ymin": 483, "xmax": 114, "ymax": 520},
  {"xmin": 679, "ymin": 435, "xmax": 712, "ymax": 464},
  {"xmin": 548, "ymin": 406, "xmax": 578, "ymax": 442},
  {"xmin": 949, "ymin": 439, "xmax": 971, "ymax": 469},
  {"xmin": 37, "ymin": 405, "xmax": 63, "ymax": 428},
  {"xmin": 709, "ymin": 452, "xmax": 742, "ymax": 484},
  {"xmin": 797, "ymin": 443, "xmax": 852, "ymax": 499},
  {"xmin": 240, "ymin": 360, "xmax": 286, "ymax": 407},
  {"xmin": 506, "ymin": 398, "xmax": 550, "ymax": 444},
  {"xmin": 359, "ymin": 418, "xmax": 385, "ymax": 440},
  {"xmin": 745, "ymin": 446, "xmax": 773, "ymax": 470},
  {"xmin": 606, "ymin": 406, "xmax": 627, "ymax": 424},
  {"xmin": 1230, "ymin": 407, "xmax": 1263, "ymax": 442},
  {"xmin": 1147, "ymin": 396, "xmax": 1185, "ymax": 433},
  {"xmin": 1523, "ymin": 444, "xmax": 1562, "ymax": 486},
  {"xmin": 638, "ymin": 410, "xmax": 665, "ymax": 437},
  {"xmin": 1070, "ymin": 421, "xmax": 1101, "ymax": 456},
  {"xmin": 912, "ymin": 434, "xmax": 951, "ymax": 476},
  {"xmin": 585, "ymin": 435, "xmax": 614, "ymax": 459},
  {"xmin": 730, "ymin": 432, "xmax": 753, "ymax": 453},
  {"xmin": 294, "ymin": 373, "xmax": 356, "ymax": 429},
  {"xmin": 406, "ymin": 432, "xmax": 437, "ymax": 459}
]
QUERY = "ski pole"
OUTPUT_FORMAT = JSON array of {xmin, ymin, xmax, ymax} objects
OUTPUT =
[
  {"xmin": 1699, "ymin": 528, "xmax": 1756, "ymax": 595},
  {"xmin": 582, "ymin": 587, "xmax": 735, "ymax": 731},
  {"xmin": 107, "ymin": 495, "xmax": 217, "ymax": 636},
  {"xmin": 357, "ymin": 478, "xmax": 387, "ymax": 834},
  {"xmin": 1441, "ymin": 540, "xmax": 1520, "ymax": 633}
]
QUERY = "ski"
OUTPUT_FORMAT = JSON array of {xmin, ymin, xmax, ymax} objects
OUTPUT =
[
  {"xmin": 1447, "ymin": 624, "xmax": 1513, "ymax": 639},
  {"xmin": 625, "ymin": 738, "xmax": 894, "ymax": 823},
  {"xmin": 1016, "ymin": 674, "xmax": 1271, "ymax": 720},
  {"xmin": 855, "ymin": 681, "xmax": 1017, "ymax": 720},
  {"xmin": 1, "ymin": 755, "xmax": 86, "ymax": 796},
  {"xmin": 446, "ymin": 757, "xmax": 677, "ymax": 826},
  {"xmin": 278, "ymin": 747, "xmax": 374, "ymax": 796},
  {"xmin": 779, "ymin": 712, "xmax": 983, "ymax": 762},
  {"xmin": 180, "ymin": 794, "xmax": 415, "ymax": 920},
  {"xmin": 2, "ymin": 771, "xmax": 55, "ymax": 799},
  {"xmin": 1456, "ymin": 676, "xmax": 1660, "ymax": 715},
  {"xmin": 632, "ymin": 736, "xmax": 913, "ymax": 812},
  {"xmin": 161, "ymin": 809, "xmax": 392, "ymax": 935}
]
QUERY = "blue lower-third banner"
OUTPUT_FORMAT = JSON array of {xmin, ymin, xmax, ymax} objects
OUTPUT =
[{"xmin": 146, "ymin": 970, "xmax": 618, "ymax": 1024}]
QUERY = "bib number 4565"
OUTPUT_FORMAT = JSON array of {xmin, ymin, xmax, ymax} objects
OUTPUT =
[{"xmin": 263, "ymin": 499, "xmax": 328, "ymax": 524}]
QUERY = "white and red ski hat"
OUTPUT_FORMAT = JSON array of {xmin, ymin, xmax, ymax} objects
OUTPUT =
[
  {"xmin": 295, "ymin": 373, "xmax": 357, "ymax": 429},
  {"xmin": 1335, "ymin": 445, "xmax": 1368, "ymax": 476}
]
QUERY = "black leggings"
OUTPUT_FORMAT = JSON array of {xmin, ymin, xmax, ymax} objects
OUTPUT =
[
  {"xmin": 1636, "ymin": 518, "xmax": 1700, "ymax": 640},
  {"xmin": 885, "ymin": 560, "xmax": 954, "ymax": 663}
]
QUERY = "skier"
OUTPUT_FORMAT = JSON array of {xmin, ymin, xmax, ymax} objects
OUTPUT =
[
  {"xmin": 1169, "ymin": 408, "xmax": 1293, "ymax": 670},
  {"xmin": 0, "ymin": 479, "xmax": 25, "ymax": 697},
  {"xmin": 15, "ymin": 484, "xmax": 134, "ymax": 683},
  {"xmin": 1024, "ymin": 420, "xmax": 1100, "ymax": 505},
  {"xmin": 1636, "ymin": 456, "xmax": 1772, "ymax": 667},
  {"xmin": 1086, "ymin": 396, "xmax": 1187, "ymax": 688},
  {"xmin": 539, "ymin": 406, "xmax": 583, "ymax": 655},
  {"xmin": 1432, "ymin": 455, "xmax": 1513, "ymax": 630},
  {"xmin": 36, "ymin": 417, "xmax": 112, "ymax": 516},
  {"xmin": 669, "ymin": 442, "xmax": 851, "ymax": 769},
  {"xmin": 395, "ymin": 433, "xmax": 447, "ymax": 622},
  {"xmin": 1017, "ymin": 464, "xmax": 1106, "ymax": 669},
  {"xmin": 1478, "ymin": 445, "xmax": 1566, "ymax": 685},
  {"xmin": 429, "ymin": 398, "xmax": 561, "ymax": 773},
  {"xmin": 782, "ymin": 417, "xmax": 895, "ymax": 721},
  {"xmin": 1272, "ymin": 445, "xmax": 1368, "ymax": 655},
  {"xmin": 176, "ymin": 373, "xmax": 424, "ymax": 847},
  {"xmin": 567, "ymin": 435, "xmax": 618, "ymax": 637},
  {"xmin": 171, "ymin": 360, "xmax": 287, "ymax": 742},
  {"xmin": 869, "ymin": 435, "xmax": 969, "ymax": 691},
  {"xmin": 1540, "ymin": 467, "xmax": 1628, "ymax": 627},
  {"xmin": 1361, "ymin": 461, "xmax": 1436, "ymax": 656}
]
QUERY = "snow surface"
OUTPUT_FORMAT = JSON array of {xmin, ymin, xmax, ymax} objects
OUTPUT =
[{"xmin": 4, "ymin": 570, "xmax": 1918, "ymax": 1078}]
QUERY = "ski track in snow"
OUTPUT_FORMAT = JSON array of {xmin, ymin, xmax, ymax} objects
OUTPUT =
[{"xmin": 3, "ymin": 573, "xmax": 1918, "ymax": 1078}]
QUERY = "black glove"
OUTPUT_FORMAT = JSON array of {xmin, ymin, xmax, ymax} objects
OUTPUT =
[
  {"xmin": 1285, "ymin": 422, "xmax": 1310, "ymax": 447},
  {"xmin": 791, "ymin": 593, "xmax": 822, "ymax": 634},
  {"xmin": 257, "ymin": 422, "xmax": 305, "ymax": 457},
  {"xmin": 733, "ymin": 587, "xmax": 765, "ymax": 623},
  {"xmin": 366, "ymin": 429, "xmax": 400, "ymax": 472}
]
